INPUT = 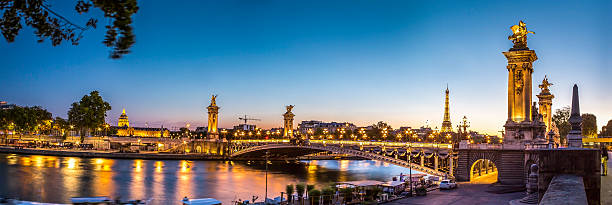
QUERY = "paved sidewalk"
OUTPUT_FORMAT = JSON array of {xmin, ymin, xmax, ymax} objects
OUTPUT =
[
  {"xmin": 386, "ymin": 183, "xmax": 523, "ymax": 205},
  {"xmin": 602, "ymin": 151, "xmax": 611, "ymax": 204}
]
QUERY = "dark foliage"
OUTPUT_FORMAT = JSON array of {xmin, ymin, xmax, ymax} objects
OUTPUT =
[{"xmin": 0, "ymin": 0, "xmax": 138, "ymax": 59}]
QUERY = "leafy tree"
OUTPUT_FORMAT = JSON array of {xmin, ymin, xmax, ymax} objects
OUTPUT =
[
  {"xmin": 367, "ymin": 121, "xmax": 392, "ymax": 141},
  {"xmin": 0, "ymin": 109, "xmax": 14, "ymax": 144},
  {"xmin": 295, "ymin": 184, "xmax": 305, "ymax": 201},
  {"xmin": 365, "ymin": 187, "xmax": 382, "ymax": 201},
  {"xmin": 0, "ymin": 0, "xmax": 139, "ymax": 59},
  {"xmin": 68, "ymin": 91, "xmax": 111, "ymax": 142},
  {"xmin": 306, "ymin": 184, "xmax": 315, "ymax": 195},
  {"xmin": 0, "ymin": 106, "xmax": 51, "ymax": 140},
  {"xmin": 321, "ymin": 187, "xmax": 335, "ymax": 205},
  {"xmin": 601, "ymin": 120, "xmax": 612, "ymax": 137},
  {"xmin": 107, "ymin": 125, "xmax": 118, "ymax": 136},
  {"xmin": 339, "ymin": 187, "xmax": 354, "ymax": 203},
  {"xmin": 52, "ymin": 117, "xmax": 69, "ymax": 139},
  {"xmin": 308, "ymin": 189, "xmax": 321, "ymax": 205},
  {"xmin": 581, "ymin": 113, "xmax": 597, "ymax": 138},
  {"xmin": 314, "ymin": 128, "xmax": 324, "ymax": 136},
  {"xmin": 285, "ymin": 184, "xmax": 294, "ymax": 203},
  {"xmin": 552, "ymin": 106, "xmax": 571, "ymax": 142}
]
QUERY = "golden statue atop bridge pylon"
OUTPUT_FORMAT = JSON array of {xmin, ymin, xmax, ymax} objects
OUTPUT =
[{"xmin": 508, "ymin": 20, "xmax": 535, "ymax": 50}]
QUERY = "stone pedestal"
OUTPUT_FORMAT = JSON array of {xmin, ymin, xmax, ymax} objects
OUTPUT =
[{"xmin": 567, "ymin": 131, "xmax": 583, "ymax": 148}]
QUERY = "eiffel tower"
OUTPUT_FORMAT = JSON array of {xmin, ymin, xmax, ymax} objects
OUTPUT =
[{"xmin": 441, "ymin": 85, "xmax": 453, "ymax": 133}]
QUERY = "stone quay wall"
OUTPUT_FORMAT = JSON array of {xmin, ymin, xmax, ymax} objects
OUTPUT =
[
  {"xmin": 530, "ymin": 149, "xmax": 601, "ymax": 205},
  {"xmin": 539, "ymin": 174, "xmax": 588, "ymax": 205}
]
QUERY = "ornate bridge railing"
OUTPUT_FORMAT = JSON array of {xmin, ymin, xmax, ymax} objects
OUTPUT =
[{"xmin": 230, "ymin": 143, "xmax": 454, "ymax": 177}]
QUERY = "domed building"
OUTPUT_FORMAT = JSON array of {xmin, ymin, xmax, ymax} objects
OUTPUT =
[{"xmin": 114, "ymin": 109, "xmax": 169, "ymax": 137}]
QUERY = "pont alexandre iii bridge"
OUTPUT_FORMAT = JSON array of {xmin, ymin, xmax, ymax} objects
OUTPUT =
[
  {"xmin": 227, "ymin": 140, "xmax": 523, "ymax": 183},
  {"xmin": 230, "ymin": 140, "xmax": 455, "ymax": 177},
  {"xmin": 172, "ymin": 139, "xmax": 598, "ymax": 189},
  {"xmin": 227, "ymin": 140, "xmax": 577, "ymax": 185}
]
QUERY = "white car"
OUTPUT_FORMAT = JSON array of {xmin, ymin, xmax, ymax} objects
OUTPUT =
[{"xmin": 439, "ymin": 179, "xmax": 457, "ymax": 190}]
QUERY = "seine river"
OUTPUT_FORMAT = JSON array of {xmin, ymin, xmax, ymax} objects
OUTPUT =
[{"xmin": 0, "ymin": 153, "xmax": 421, "ymax": 204}]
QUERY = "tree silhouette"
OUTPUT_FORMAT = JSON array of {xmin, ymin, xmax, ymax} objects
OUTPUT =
[
  {"xmin": 0, "ymin": 0, "xmax": 138, "ymax": 59},
  {"xmin": 581, "ymin": 113, "xmax": 597, "ymax": 138},
  {"xmin": 68, "ymin": 90, "xmax": 111, "ymax": 142},
  {"xmin": 552, "ymin": 106, "xmax": 570, "ymax": 142}
]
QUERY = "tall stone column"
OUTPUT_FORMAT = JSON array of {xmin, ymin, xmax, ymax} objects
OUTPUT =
[
  {"xmin": 207, "ymin": 95, "xmax": 219, "ymax": 140},
  {"xmin": 283, "ymin": 105, "xmax": 295, "ymax": 138},
  {"xmin": 567, "ymin": 85, "xmax": 583, "ymax": 148},
  {"xmin": 502, "ymin": 21, "xmax": 545, "ymax": 144},
  {"xmin": 537, "ymin": 76, "xmax": 554, "ymax": 133}
]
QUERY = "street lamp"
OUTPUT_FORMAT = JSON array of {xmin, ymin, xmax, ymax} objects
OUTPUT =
[
  {"xmin": 381, "ymin": 127, "xmax": 388, "ymax": 140},
  {"xmin": 221, "ymin": 129, "xmax": 228, "ymax": 140}
]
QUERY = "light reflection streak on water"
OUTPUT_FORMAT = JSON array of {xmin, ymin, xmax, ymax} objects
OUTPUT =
[
  {"xmin": 0, "ymin": 154, "xmax": 423, "ymax": 205},
  {"xmin": 130, "ymin": 159, "xmax": 145, "ymax": 200},
  {"xmin": 155, "ymin": 161, "xmax": 163, "ymax": 173},
  {"xmin": 134, "ymin": 159, "xmax": 143, "ymax": 172},
  {"xmin": 61, "ymin": 157, "xmax": 82, "ymax": 201}
]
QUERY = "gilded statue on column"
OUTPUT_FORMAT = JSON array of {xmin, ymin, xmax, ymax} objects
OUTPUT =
[
  {"xmin": 286, "ymin": 105, "xmax": 294, "ymax": 113},
  {"xmin": 210, "ymin": 94, "xmax": 218, "ymax": 106},
  {"xmin": 508, "ymin": 20, "xmax": 535, "ymax": 50},
  {"xmin": 539, "ymin": 75, "xmax": 553, "ymax": 94}
]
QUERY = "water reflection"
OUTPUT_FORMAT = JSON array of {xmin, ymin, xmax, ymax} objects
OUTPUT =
[{"xmin": 0, "ymin": 154, "xmax": 422, "ymax": 205}]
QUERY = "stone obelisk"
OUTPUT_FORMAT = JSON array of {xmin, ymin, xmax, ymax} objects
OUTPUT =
[
  {"xmin": 207, "ymin": 95, "xmax": 219, "ymax": 140},
  {"xmin": 502, "ymin": 21, "xmax": 546, "ymax": 144},
  {"xmin": 283, "ymin": 105, "xmax": 295, "ymax": 138},
  {"xmin": 567, "ymin": 84, "xmax": 583, "ymax": 148}
]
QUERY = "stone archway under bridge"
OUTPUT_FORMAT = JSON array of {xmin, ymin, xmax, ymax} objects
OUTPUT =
[
  {"xmin": 470, "ymin": 159, "xmax": 498, "ymax": 183},
  {"xmin": 455, "ymin": 147, "xmax": 525, "ymax": 185}
]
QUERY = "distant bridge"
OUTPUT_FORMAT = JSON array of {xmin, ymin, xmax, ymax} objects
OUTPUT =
[{"xmin": 230, "ymin": 142, "xmax": 456, "ymax": 177}]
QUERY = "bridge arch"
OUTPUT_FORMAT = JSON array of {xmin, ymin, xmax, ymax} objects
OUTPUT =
[
  {"xmin": 464, "ymin": 150, "xmax": 500, "ymax": 183},
  {"xmin": 231, "ymin": 144, "xmax": 451, "ymax": 177},
  {"xmin": 470, "ymin": 159, "xmax": 498, "ymax": 183}
]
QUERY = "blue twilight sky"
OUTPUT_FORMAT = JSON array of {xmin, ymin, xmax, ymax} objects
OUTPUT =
[{"xmin": 1, "ymin": 0, "xmax": 610, "ymax": 134}]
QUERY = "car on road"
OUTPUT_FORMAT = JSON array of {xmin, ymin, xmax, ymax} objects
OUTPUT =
[{"xmin": 439, "ymin": 179, "xmax": 457, "ymax": 190}]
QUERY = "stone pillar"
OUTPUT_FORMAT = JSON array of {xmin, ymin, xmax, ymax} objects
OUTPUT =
[
  {"xmin": 434, "ymin": 155, "xmax": 439, "ymax": 171},
  {"xmin": 207, "ymin": 95, "xmax": 219, "ymax": 140},
  {"xmin": 567, "ymin": 84, "xmax": 583, "ymax": 148},
  {"xmin": 420, "ymin": 155, "xmax": 425, "ymax": 167},
  {"xmin": 283, "ymin": 105, "xmax": 295, "ymax": 138},
  {"xmin": 503, "ymin": 49, "xmax": 538, "ymax": 143}
]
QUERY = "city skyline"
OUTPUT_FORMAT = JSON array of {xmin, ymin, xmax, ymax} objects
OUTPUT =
[{"xmin": 1, "ymin": 0, "xmax": 610, "ymax": 135}]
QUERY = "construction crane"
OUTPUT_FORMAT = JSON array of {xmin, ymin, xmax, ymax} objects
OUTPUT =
[{"xmin": 238, "ymin": 115, "xmax": 261, "ymax": 124}]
